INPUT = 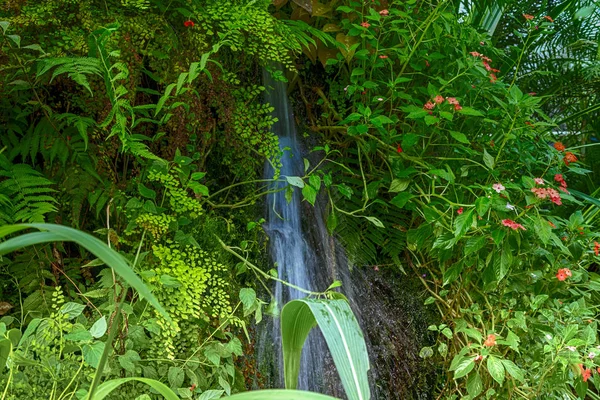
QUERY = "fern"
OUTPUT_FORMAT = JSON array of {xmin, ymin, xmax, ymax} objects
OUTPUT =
[
  {"xmin": 0, "ymin": 155, "xmax": 57, "ymax": 223},
  {"xmin": 37, "ymin": 57, "xmax": 103, "ymax": 96}
]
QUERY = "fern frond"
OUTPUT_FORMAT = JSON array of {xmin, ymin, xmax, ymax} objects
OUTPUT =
[{"xmin": 0, "ymin": 155, "xmax": 57, "ymax": 223}]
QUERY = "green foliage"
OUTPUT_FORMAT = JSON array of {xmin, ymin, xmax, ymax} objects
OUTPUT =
[
  {"xmin": 281, "ymin": 298, "xmax": 370, "ymax": 400},
  {"xmin": 0, "ymin": 156, "xmax": 57, "ymax": 223}
]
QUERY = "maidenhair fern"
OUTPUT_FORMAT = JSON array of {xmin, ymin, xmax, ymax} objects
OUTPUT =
[{"xmin": 0, "ymin": 155, "xmax": 57, "ymax": 223}]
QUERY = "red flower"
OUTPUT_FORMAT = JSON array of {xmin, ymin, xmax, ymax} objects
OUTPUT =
[
  {"xmin": 474, "ymin": 354, "xmax": 483, "ymax": 362},
  {"xmin": 523, "ymin": 14, "xmax": 535, "ymax": 20},
  {"xmin": 434, "ymin": 95, "xmax": 444, "ymax": 104},
  {"xmin": 544, "ymin": 15, "xmax": 554, "ymax": 22},
  {"xmin": 423, "ymin": 101, "xmax": 435, "ymax": 110},
  {"xmin": 470, "ymin": 51, "xmax": 481, "ymax": 57},
  {"xmin": 484, "ymin": 334, "xmax": 497, "ymax": 347},
  {"xmin": 490, "ymin": 74, "xmax": 497, "ymax": 83},
  {"xmin": 502, "ymin": 219, "xmax": 526, "ymax": 231},
  {"xmin": 554, "ymin": 142, "xmax": 566, "ymax": 151},
  {"xmin": 457, "ymin": 207, "xmax": 464, "ymax": 215},
  {"xmin": 425, "ymin": 60, "xmax": 430, "ymax": 67},
  {"xmin": 563, "ymin": 152, "xmax": 578, "ymax": 166},
  {"xmin": 397, "ymin": 144, "xmax": 403, "ymax": 153},
  {"xmin": 556, "ymin": 268, "xmax": 572, "ymax": 281},
  {"xmin": 184, "ymin": 20, "xmax": 195, "ymax": 27},
  {"xmin": 454, "ymin": 104, "xmax": 462, "ymax": 111},
  {"xmin": 360, "ymin": 22, "xmax": 370, "ymax": 28},
  {"xmin": 379, "ymin": 9, "xmax": 389, "ymax": 16},
  {"xmin": 554, "ymin": 174, "xmax": 564, "ymax": 183},
  {"xmin": 446, "ymin": 97, "xmax": 459, "ymax": 105},
  {"xmin": 379, "ymin": 55, "xmax": 388, "ymax": 59},
  {"xmin": 594, "ymin": 241, "xmax": 600, "ymax": 256},
  {"xmin": 481, "ymin": 56, "xmax": 492, "ymax": 63},
  {"xmin": 580, "ymin": 364, "xmax": 592, "ymax": 382}
]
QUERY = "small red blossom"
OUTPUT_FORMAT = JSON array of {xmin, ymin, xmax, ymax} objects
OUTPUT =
[
  {"xmin": 481, "ymin": 56, "xmax": 492, "ymax": 63},
  {"xmin": 594, "ymin": 241, "xmax": 600, "ymax": 256},
  {"xmin": 502, "ymin": 219, "xmax": 526, "ymax": 231},
  {"xmin": 434, "ymin": 95, "xmax": 444, "ymax": 104},
  {"xmin": 483, "ymin": 61, "xmax": 492, "ymax": 71},
  {"xmin": 528, "ymin": 92, "xmax": 537, "ymax": 96},
  {"xmin": 556, "ymin": 268, "xmax": 572, "ymax": 281},
  {"xmin": 379, "ymin": 9, "xmax": 389, "ymax": 16},
  {"xmin": 425, "ymin": 60, "xmax": 430, "ymax": 67},
  {"xmin": 454, "ymin": 104, "xmax": 462, "ymax": 111},
  {"xmin": 523, "ymin": 14, "xmax": 535, "ymax": 20},
  {"xmin": 580, "ymin": 364, "xmax": 592, "ymax": 382},
  {"xmin": 554, "ymin": 174, "xmax": 564, "ymax": 183},
  {"xmin": 457, "ymin": 207, "xmax": 464, "ymax": 215},
  {"xmin": 554, "ymin": 142, "xmax": 566, "ymax": 151},
  {"xmin": 534, "ymin": 177, "xmax": 545, "ymax": 185},
  {"xmin": 490, "ymin": 140, "xmax": 495, "ymax": 147},
  {"xmin": 474, "ymin": 354, "xmax": 483, "ymax": 362},
  {"xmin": 484, "ymin": 334, "xmax": 497, "ymax": 347},
  {"xmin": 446, "ymin": 97, "xmax": 459, "ymax": 105},
  {"xmin": 470, "ymin": 51, "xmax": 482, "ymax": 57},
  {"xmin": 525, "ymin": 121, "xmax": 534, "ymax": 126},
  {"xmin": 360, "ymin": 22, "xmax": 371, "ymax": 28},
  {"xmin": 563, "ymin": 152, "xmax": 578, "ymax": 166},
  {"xmin": 548, "ymin": 220, "xmax": 556, "ymax": 229},
  {"xmin": 397, "ymin": 144, "xmax": 403, "ymax": 153},
  {"xmin": 373, "ymin": 265, "xmax": 379, "ymax": 271},
  {"xmin": 423, "ymin": 101, "xmax": 435, "ymax": 110},
  {"xmin": 379, "ymin": 55, "xmax": 388, "ymax": 59},
  {"xmin": 190, "ymin": 384, "xmax": 197, "ymax": 391},
  {"xmin": 544, "ymin": 15, "xmax": 554, "ymax": 22},
  {"xmin": 362, "ymin": 90, "xmax": 367, "ymax": 95},
  {"xmin": 490, "ymin": 74, "xmax": 497, "ymax": 83},
  {"xmin": 184, "ymin": 20, "xmax": 195, "ymax": 27}
]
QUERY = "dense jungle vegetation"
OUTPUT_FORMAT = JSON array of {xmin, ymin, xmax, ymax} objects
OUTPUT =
[{"xmin": 1, "ymin": 0, "xmax": 600, "ymax": 399}]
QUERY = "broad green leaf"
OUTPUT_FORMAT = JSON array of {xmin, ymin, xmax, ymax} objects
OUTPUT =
[
  {"xmin": 0, "ymin": 339, "xmax": 10, "ymax": 372},
  {"xmin": 453, "ymin": 357, "xmax": 476, "ymax": 379},
  {"xmin": 281, "ymin": 298, "xmax": 370, "ymax": 400},
  {"xmin": 389, "ymin": 179, "xmax": 410, "ymax": 193},
  {"xmin": 227, "ymin": 390, "xmax": 339, "ymax": 400},
  {"xmin": 475, "ymin": 197, "xmax": 491, "ymax": 216},
  {"xmin": 450, "ymin": 131, "xmax": 469, "ymax": 143},
  {"xmin": 487, "ymin": 356, "xmax": 505, "ymax": 385},
  {"xmin": 419, "ymin": 346, "xmax": 434, "ymax": 358},
  {"xmin": 60, "ymin": 302, "xmax": 86, "ymax": 319},
  {"xmin": 65, "ymin": 329, "xmax": 93, "ymax": 342},
  {"xmin": 390, "ymin": 192, "xmax": 414, "ymax": 209},
  {"xmin": 168, "ymin": 366, "xmax": 184, "ymax": 388},
  {"xmin": 83, "ymin": 342, "xmax": 105, "ymax": 368},
  {"xmin": 118, "ymin": 350, "xmax": 141, "ymax": 373},
  {"xmin": 199, "ymin": 390, "xmax": 225, "ymax": 400},
  {"xmin": 94, "ymin": 377, "xmax": 180, "ymax": 400},
  {"xmin": 467, "ymin": 372, "xmax": 483, "ymax": 397},
  {"xmin": 483, "ymin": 149, "xmax": 495, "ymax": 170},
  {"xmin": 0, "ymin": 224, "xmax": 170, "ymax": 322},
  {"xmin": 302, "ymin": 185, "xmax": 317, "ymax": 205},
  {"xmin": 286, "ymin": 176, "xmax": 305, "ymax": 188},
  {"xmin": 454, "ymin": 209, "xmax": 474, "ymax": 239},
  {"xmin": 458, "ymin": 107, "xmax": 484, "ymax": 116},
  {"xmin": 89, "ymin": 316, "xmax": 107, "ymax": 338},
  {"xmin": 239, "ymin": 288, "xmax": 257, "ymax": 313},
  {"xmin": 501, "ymin": 359, "xmax": 524, "ymax": 383}
]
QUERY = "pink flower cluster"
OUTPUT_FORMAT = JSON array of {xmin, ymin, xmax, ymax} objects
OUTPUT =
[
  {"xmin": 502, "ymin": 219, "xmax": 526, "ymax": 231},
  {"xmin": 423, "ymin": 96, "xmax": 462, "ymax": 111},
  {"xmin": 531, "ymin": 187, "xmax": 562, "ymax": 205}
]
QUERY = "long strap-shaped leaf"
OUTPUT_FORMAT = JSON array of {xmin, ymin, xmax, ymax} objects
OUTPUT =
[
  {"xmin": 94, "ymin": 377, "xmax": 179, "ymax": 400},
  {"xmin": 0, "ymin": 223, "xmax": 170, "ymax": 321},
  {"xmin": 228, "ymin": 389, "xmax": 340, "ymax": 400},
  {"xmin": 281, "ymin": 298, "xmax": 370, "ymax": 400}
]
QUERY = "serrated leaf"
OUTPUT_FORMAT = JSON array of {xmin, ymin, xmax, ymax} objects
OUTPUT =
[
  {"xmin": 239, "ymin": 288, "xmax": 256, "ymax": 313},
  {"xmin": 501, "ymin": 359, "xmax": 524, "ymax": 383},
  {"xmin": 83, "ymin": 342, "xmax": 105, "ymax": 368},
  {"xmin": 168, "ymin": 366, "xmax": 184, "ymax": 388}
]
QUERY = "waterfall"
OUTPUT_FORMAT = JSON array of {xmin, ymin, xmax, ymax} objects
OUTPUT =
[
  {"xmin": 259, "ymin": 68, "xmax": 328, "ymax": 392},
  {"xmin": 257, "ymin": 68, "xmax": 432, "ymax": 399}
]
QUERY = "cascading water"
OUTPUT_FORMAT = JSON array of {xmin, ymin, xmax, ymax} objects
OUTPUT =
[
  {"xmin": 257, "ymin": 68, "xmax": 433, "ymax": 399},
  {"xmin": 259, "ymin": 68, "xmax": 328, "ymax": 392}
]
